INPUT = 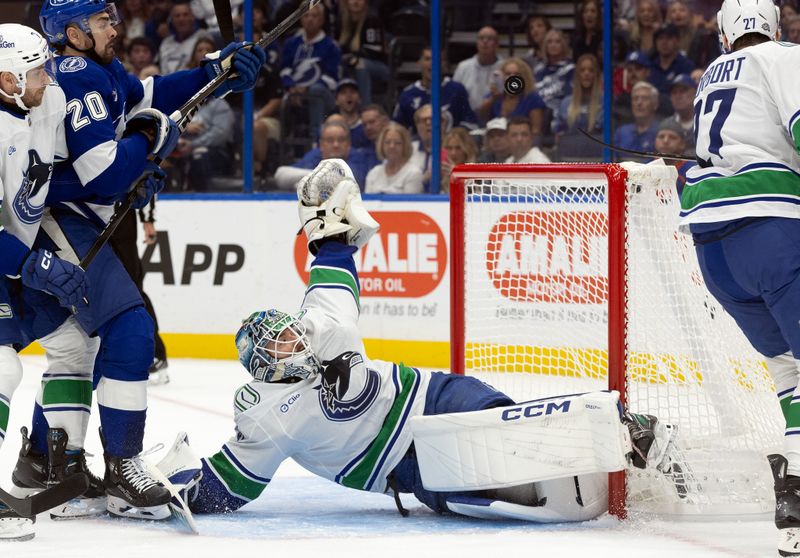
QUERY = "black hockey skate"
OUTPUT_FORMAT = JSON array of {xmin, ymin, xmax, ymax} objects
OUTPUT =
[
  {"xmin": 769, "ymin": 454, "xmax": 800, "ymax": 557},
  {"xmin": 0, "ymin": 503, "xmax": 34, "ymax": 542},
  {"xmin": 101, "ymin": 430, "xmax": 171, "ymax": 520},
  {"xmin": 12, "ymin": 427, "xmax": 106, "ymax": 519}
]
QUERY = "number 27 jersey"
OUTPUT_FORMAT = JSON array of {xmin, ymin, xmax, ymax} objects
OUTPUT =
[{"xmin": 679, "ymin": 41, "xmax": 800, "ymax": 231}]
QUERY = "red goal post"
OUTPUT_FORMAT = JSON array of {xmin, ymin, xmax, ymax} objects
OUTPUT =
[{"xmin": 449, "ymin": 162, "xmax": 783, "ymax": 519}]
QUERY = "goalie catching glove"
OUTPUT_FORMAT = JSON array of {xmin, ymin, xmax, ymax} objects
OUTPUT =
[{"xmin": 297, "ymin": 159, "xmax": 379, "ymax": 254}]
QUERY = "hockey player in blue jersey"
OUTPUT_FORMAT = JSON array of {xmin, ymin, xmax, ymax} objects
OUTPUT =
[
  {"xmin": 8, "ymin": 0, "xmax": 266, "ymax": 521},
  {"xmin": 151, "ymin": 160, "xmax": 680, "ymax": 525}
]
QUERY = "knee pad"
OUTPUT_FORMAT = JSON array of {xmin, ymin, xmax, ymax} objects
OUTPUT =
[
  {"xmin": 0, "ymin": 344, "xmax": 23, "ymax": 398},
  {"xmin": 97, "ymin": 307, "xmax": 154, "ymax": 382}
]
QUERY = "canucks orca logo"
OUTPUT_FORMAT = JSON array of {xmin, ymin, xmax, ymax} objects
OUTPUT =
[
  {"xmin": 317, "ymin": 351, "xmax": 380, "ymax": 422},
  {"xmin": 13, "ymin": 149, "xmax": 51, "ymax": 225}
]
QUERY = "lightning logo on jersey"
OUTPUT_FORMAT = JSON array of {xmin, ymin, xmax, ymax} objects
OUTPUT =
[{"xmin": 13, "ymin": 149, "xmax": 51, "ymax": 225}]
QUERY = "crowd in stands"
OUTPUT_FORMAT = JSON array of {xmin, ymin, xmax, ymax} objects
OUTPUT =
[{"xmin": 102, "ymin": 0, "xmax": 800, "ymax": 193}]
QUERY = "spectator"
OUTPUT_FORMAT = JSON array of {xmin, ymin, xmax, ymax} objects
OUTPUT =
[
  {"xmin": 554, "ymin": 53, "xmax": 603, "ymax": 160},
  {"xmin": 274, "ymin": 120, "xmax": 371, "ymax": 190},
  {"xmin": 535, "ymin": 29, "xmax": 575, "ymax": 115},
  {"xmin": 336, "ymin": 0, "xmax": 389, "ymax": 105},
  {"xmin": 280, "ymin": 3, "xmax": 341, "ymax": 134},
  {"xmin": 177, "ymin": 37, "xmax": 236, "ymax": 191},
  {"xmin": 393, "ymin": 46, "xmax": 477, "ymax": 134},
  {"xmin": 521, "ymin": 14, "xmax": 552, "ymax": 76},
  {"xmin": 126, "ymin": 37, "xmax": 155, "ymax": 78},
  {"xmin": 655, "ymin": 118, "xmax": 694, "ymax": 197},
  {"xmin": 782, "ymin": 2, "xmax": 799, "ymax": 32},
  {"xmin": 139, "ymin": 64, "xmax": 160, "ymax": 79},
  {"xmin": 627, "ymin": 0, "xmax": 663, "ymax": 53},
  {"xmin": 786, "ymin": 15, "xmax": 800, "ymax": 43},
  {"xmin": 478, "ymin": 117, "xmax": 511, "ymax": 163},
  {"xmin": 409, "ymin": 103, "xmax": 440, "ymax": 191},
  {"xmin": 365, "ymin": 122, "xmax": 424, "ymax": 194},
  {"xmin": 453, "ymin": 26, "xmax": 505, "ymax": 115},
  {"xmin": 119, "ymin": 0, "xmax": 149, "ymax": 41},
  {"xmin": 505, "ymin": 116, "xmax": 550, "ymax": 163},
  {"xmin": 613, "ymin": 50, "xmax": 671, "ymax": 124},
  {"xmin": 158, "ymin": 1, "xmax": 210, "ymax": 74},
  {"xmin": 190, "ymin": 0, "xmax": 245, "ymax": 36},
  {"xmin": 440, "ymin": 127, "xmax": 479, "ymax": 194},
  {"xmin": 572, "ymin": 0, "xmax": 602, "ymax": 61},
  {"xmin": 333, "ymin": 79, "xmax": 368, "ymax": 148},
  {"xmin": 359, "ymin": 103, "xmax": 390, "ymax": 166},
  {"xmin": 478, "ymin": 57, "xmax": 546, "ymax": 141},
  {"xmin": 144, "ymin": 0, "xmax": 173, "ymax": 50},
  {"xmin": 666, "ymin": 0, "xmax": 719, "ymax": 67},
  {"xmin": 663, "ymin": 73, "xmax": 696, "ymax": 156},
  {"xmin": 613, "ymin": 81, "xmax": 660, "ymax": 162},
  {"xmin": 648, "ymin": 24, "xmax": 694, "ymax": 94}
]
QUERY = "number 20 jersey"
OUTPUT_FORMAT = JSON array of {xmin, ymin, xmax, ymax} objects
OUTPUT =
[{"xmin": 679, "ymin": 41, "xmax": 800, "ymax": 231}]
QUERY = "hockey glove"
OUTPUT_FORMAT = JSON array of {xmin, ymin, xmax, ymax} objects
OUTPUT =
[
  {"xmin": 124, "ymin": 108, "xmax": 181, "ymax": 161},
  {"xmin": 204, "ymin": 41, "xmax": 267, "ymax": 98},
  {"xmin": 130, "ymin": 162, "xmax": 166, "ymax": 210},
  {"xmin": 21, "ymin": 250, "xmax": 89, "ymax": 308}
]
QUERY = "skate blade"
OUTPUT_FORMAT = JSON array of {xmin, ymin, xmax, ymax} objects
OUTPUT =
[
  {"xmin": 50, "ymin": 496, "xmax": 108, "ymax": 520},
  {"xmin": 0, "ymin": 518, "xmax": 35, "ymax": 542},
  {"xmin": 107, "ymin": 495, "xmax": 171, "ymax": 521},
  {"xmin": 780, "ymin": 528, "xmax": 800, "ymax": 556}
]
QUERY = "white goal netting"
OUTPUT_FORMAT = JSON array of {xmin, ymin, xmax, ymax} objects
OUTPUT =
[{"xmin": 452, "ymin": 162, "xmax": 783, "ymax": 517}]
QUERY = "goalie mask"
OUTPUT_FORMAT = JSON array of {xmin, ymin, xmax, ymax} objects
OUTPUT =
[{"xmin": 235, "ymin": 309, "xmax": 321, "ymax": 382}]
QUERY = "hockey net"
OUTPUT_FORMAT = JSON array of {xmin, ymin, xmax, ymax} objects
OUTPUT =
[{"xmin": 449, "ymin": 161, "xmax": 783, "ymax": 518}]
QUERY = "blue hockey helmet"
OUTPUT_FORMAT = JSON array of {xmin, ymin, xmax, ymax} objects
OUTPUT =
[
  {"xmin": 235, "ymin": 309, "xmax": 321, "ymax": 383},
  {"xmin": 39, "ymin": 0, "xmax": 121, "ymax": 46}
]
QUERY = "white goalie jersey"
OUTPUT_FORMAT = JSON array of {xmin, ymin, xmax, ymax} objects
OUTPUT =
[
  {"xmin": 0, "ymin": 86, "xmax": 67, "ymax": 255},
  {"xmin": 680, "ymin": 41, "xmax": 800, "ymax": 229},
  {"xmin": 193, "ymin": 243, "xmax": 432, "ymax": 512}
]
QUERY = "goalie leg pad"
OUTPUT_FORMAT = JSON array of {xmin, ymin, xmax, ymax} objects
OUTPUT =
[
  {"xmin": 444, "ymin": 473, "xmax": 607, "ymax": 523},
  {"xmin": 409, "ymin": 391, "xmax": 630, "ymax": 492}
]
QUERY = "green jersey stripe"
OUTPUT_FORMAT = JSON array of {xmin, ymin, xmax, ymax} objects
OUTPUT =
[
  {"xmin": 339, "ymin": 365, "xmax": 418, "ymax": 490},
  {"xmin": 0, "ymin": 399, "xmax": 8, "ymax": 433},
  {"xmin": 307, "ymin": 265, "xmax": 360, "ymax": 308},
  {"xmin": 681, "ymin": 169, "xmax": 800, "ymax": 212},
  {"xmin": 206, "ymin": 450, "xmax": 269, "ymax": 501},
  {"xmin": 41, "ymin": 379, "xmax": 93, "ymax": 407}
]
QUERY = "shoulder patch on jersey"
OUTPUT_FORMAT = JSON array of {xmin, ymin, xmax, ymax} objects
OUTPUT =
[
  {"xmin": 0, "ymin": 304, "xmax": 12, "ymax": 319},
  {"xmin": 59, "ymin": 57, "xmax": 87, "ymax": 73},
  {"xmin": 234, "ymin": 384, "xmax": 262, "ymax": 413}
]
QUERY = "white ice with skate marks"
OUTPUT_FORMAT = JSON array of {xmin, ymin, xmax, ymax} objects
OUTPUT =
[{"xmin": 0, "ymin": 356, "xmax": 779, "ymax": 557}]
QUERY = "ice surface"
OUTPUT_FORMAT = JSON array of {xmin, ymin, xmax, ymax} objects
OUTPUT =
[{"xmin": 0, "ymin": 356, "xmax": 777, "ymax": 558}]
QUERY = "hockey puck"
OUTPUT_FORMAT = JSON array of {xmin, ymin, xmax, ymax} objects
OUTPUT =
[{"xmin": 504, "ymin": 75, "xmax": 524, "ymax": 95}]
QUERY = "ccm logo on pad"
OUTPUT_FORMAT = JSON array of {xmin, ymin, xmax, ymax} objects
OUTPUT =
[{"xmin": 501, "ymin": 399, "xmax": 571, "ymax": 421}]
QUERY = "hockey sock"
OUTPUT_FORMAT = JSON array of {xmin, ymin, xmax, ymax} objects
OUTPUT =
[
  {"xmin": 35, "ymin": 374, "xmax": 92, "ymax": 451},
  {"xmin": 0, "ymin": 345, "xmax": 23, "ymax": 450}
]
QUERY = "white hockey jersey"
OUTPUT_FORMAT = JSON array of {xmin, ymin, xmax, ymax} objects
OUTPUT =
[
  {"xmin": 0, "ymin": 86, "xmax": 67, "ymax": 275},
  {"xmin": 680, "ymin": 41, "xmax": 800, "ymax": 230},
  {"xmin": 193, "ymin": 246, "xmax": 431, "ymax": 511}
]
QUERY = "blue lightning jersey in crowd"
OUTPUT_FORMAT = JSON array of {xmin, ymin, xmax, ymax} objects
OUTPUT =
[
  {"xmin": 393, "ymin": 78, "xmax": 477, "ymax": 133},
  {"xmin": 45, "ymin": 55, "xmax": 208, "ymax": 222},
  {"xmin": 279, "ymin": 31, "xmax": 341, "ymax": 91}
]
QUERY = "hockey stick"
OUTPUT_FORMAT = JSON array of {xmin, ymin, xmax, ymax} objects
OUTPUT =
[
  {"xmin": 78, "ymin": 0, "xmax": 321, "ymax": 270},
  {"xmin": 0, "ymin": 473, "xmax": 89, "ymax": 518},
  {"xmin": 578, "ymin": 128, "xmax": 696, "ymax": 162},
  {"xmin": 212, "ymin": 0, "xmax": 235, "ymax": 43}
]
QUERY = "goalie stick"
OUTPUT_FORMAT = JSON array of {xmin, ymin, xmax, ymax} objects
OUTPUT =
[
  {"xmin": 78, "ymin": 0, "xmax": 321, "ymax": 270},
  {"xmin": 0, "ymin": 473, "xmax": 89, "ymax": 519},
  {"xmin": 578, "ymin": 128, "xmax": 696, "ymax": 162}
]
